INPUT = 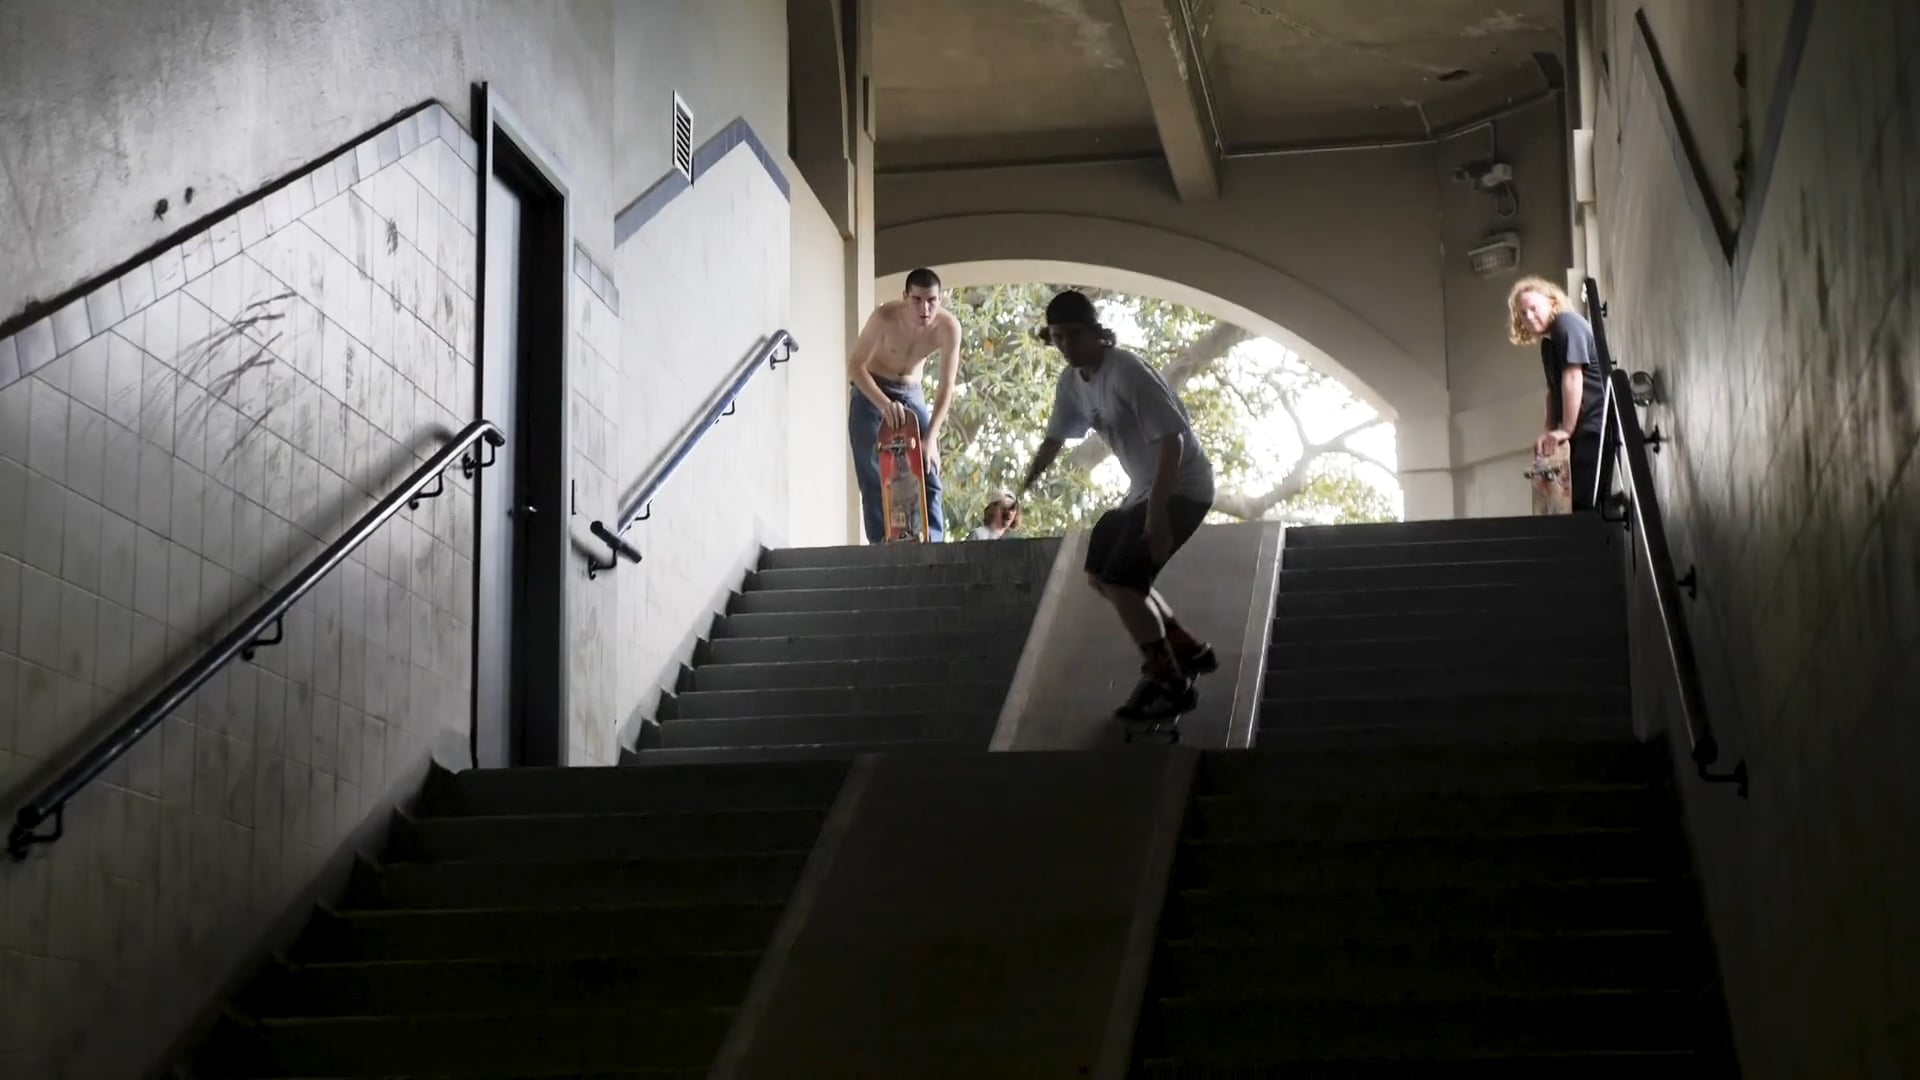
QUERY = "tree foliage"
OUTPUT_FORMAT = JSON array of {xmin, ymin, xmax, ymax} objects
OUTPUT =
[{"xmin": 927, "ymin": 282, "xmax": 1397, "ymax": 537}]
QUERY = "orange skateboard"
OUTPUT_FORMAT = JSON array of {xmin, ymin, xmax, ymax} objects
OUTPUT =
[
  {"xmin": 1527, "ymin": 441, "xmax": 1572, "ymax": 515},
  {"xmin": 877, "ymin": 424, "xmax": 931, "ymax": 542}
]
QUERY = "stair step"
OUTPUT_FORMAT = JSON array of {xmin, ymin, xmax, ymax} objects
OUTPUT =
[
  {"xmin": 659, "ymin": 681, "xmax": 1007, "ymax": 720},
  {"xmin": 1280, "ymin": 558, "xmax": 1612, "ymax": 591},
  {"xmin": 1136, "ymin": 1049, "xmax": 1725, "ymax": 1078},
  {"xmin": 1152, "ymin": 929, "xmax": 1711, "ymax": 1000},
  {"xmin": 1186, "ymin": 786, "xmax": 1671, "ymax": 843},
  {"xmin": 1260, "ymin": 689, "xmax": 1630, "ymax": 727},
  {"xmin": 1162, "ymin": 877, "xmax": 1702, "ymax": 941},
  {"xmin": 1282, "ymin": 534, "xmax": 1619, "ymax": 569},
  {"xmin": 1252, "ymin": 714, "xmax": 1638, "ymax": 750},
  {"xmin": 1285, "ymin": 515, "xmax": 1615, "ymax": 548},
  {"xmin": 354, "ymin": 852, "xmax": 810, "ymax": 910},
  {"xmin": 1268, "ymin": 632, "xmax": 1621, "ymax": 670},
  {"xmin": 730, "ymin": 582, "xmax": 1031, "ymax": 614},
  {"xmin": 243, "ymin": 951, "xmax": 762, "ymax": 1018},
  {"xmin": 1272, "ymin": 607, "xmax": 1626, "ymax": 644},
  {"xmin": 388, "ymin": 807, "xmax": 826, "ymax": 864},
  {"xmin": 1143, "ymin": 988, "xmax": 1713, "ymax": 1061},
  {"xmin": 710, "ymin": 604, "xmax": 1035, "ymax": 639},
  {"xmin": 298, "ymin": 902, "xmax": 784, "ymax": 964},
  {"xmin": 421, "ymin": 761, "xmax": 849, "ymax": 817},
  {"xmin": 195, "ymin": 1006, "xmax": 733, "ymax": 1077},
  {"xmin": 1199, "ymin": 741, "xmax": 1661, "ymax": 797},
  {"xmin": 1264, "ymin": 658, "xmax": 1624, "ymax": 699},
  {"xmin": 698, "ymin": 629, "xmax": 1023, "ymax": 666},
  {"xmin": 681, "ymin": 655, "xmax": 1018, "ymax": 693},
  {"xmin": 1180, "ymin": 829, "xmax": 1688, "ymax": 891},
  {"xmin": 759, "ymin": 536, "xmax": 1059, "ymax": 569},
  {"xmin": 626, "ymin": 739, "xmax": 978, "ymax": 766},
  {"xmin": 745, "ymin": 561, "xmax": 1047, "ymax": 590},
  {"xmin": 653, "ymin": 709, "xmax": 997, "ymax": 750},
  {"xmin": 1277, "ymin": 581, "xmax": 1622, "ymax": 616}
]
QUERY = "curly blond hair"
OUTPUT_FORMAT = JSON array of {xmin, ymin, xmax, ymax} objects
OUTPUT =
[{"xmin": 1507, "ymin": 275, "xmax": 1573, "ymax": 346}]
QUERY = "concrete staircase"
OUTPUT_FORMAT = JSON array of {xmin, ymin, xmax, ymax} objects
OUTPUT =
[
  {"xmin": 1132, "ymin": 515, "xmax": 1739, "ymax": 1076},
  {"xmin": 1262, "ymin": 514, "xmax": 1630, "ymax": 747},
  {"xmin": 183, "ymin": 759, "xmax": 849, "ymax": 1078},
  {"xmin": 628, "ymin": 537, "xmax": 1058, "ymax": 764}
]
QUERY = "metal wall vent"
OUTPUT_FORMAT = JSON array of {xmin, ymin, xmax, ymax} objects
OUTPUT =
[{"xmin": 672, "ymin": 93, "xmax": 694, "ymax": 182}]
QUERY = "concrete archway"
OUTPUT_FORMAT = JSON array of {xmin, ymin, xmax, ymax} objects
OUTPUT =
[
  {"xmin": 875, "ymin": 212, "xmax": 1450, "ymax": 422},
  {"xmin": 879, "ymin": 258, "xmax": 1399, "ymax": 420}
]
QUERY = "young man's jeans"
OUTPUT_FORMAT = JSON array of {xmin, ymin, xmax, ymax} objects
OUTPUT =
[{"xmin": 850, "ymin": 379, "xmax": 945, "ymax": 543}]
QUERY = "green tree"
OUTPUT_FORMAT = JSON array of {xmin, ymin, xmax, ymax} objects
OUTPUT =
[{"xmin": 928, "ymin": 283, "xmax": 1396, "ymax": 537}]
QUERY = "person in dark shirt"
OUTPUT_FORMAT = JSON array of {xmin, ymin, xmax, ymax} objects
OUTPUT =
[{"xmin": 1509, "ymin": 276, "xmax": 1607, "ymax": 510}]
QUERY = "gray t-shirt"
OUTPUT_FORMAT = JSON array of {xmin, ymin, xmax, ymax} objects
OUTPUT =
[{"xmin": 1046, "ymin": 347, "xmax": 1214, "ymax": 508}]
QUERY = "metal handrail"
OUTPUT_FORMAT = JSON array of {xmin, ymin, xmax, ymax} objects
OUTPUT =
[
  {"xmin": 587, "ymin": 330, "xmax": 796, "ymax": 576},
  {"xmin": 1584, "ymin": 282, "xmax": 1748, "ymax": 797},
  {"xmin": 7, "ymin": 420, "xmax": 508, "ymax": 858}
]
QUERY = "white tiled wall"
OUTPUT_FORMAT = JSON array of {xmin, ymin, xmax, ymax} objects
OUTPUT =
[
  {"xmin": 1594, "ymin": 2, "xmax": 1920, "ymax": 1074},
  {"xmin": 0, "ymin": 104, "xmax": 481, "ymax": 1078},
  {"xmin": 600, "ymin": 146, "xmax": 795, "ymax": 757}
]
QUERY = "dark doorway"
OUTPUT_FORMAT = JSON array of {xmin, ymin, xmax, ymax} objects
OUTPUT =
[{"xmin": 474, "ymin": 91, "xmax": 569, "ymax": 768}]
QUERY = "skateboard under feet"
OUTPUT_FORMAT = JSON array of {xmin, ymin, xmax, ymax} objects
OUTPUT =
[
  {"xmin": 1122, "ymin": 714, "xmax": 1182, "ymax": 744},
  {"xmin": 877, "ymin": 425, "xmax": 931, "ymax": 543}
]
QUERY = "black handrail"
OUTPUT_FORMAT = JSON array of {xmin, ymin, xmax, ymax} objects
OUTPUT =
[
  {"xmin": 1584, "ymin": 282, "xmax": 1748, "ymax": 797},
  {"xmin": 587, "ymin": 330, "xmax": 796, "ymax": 577},
  {"xmin": 7, "ymin": 420, "xmax": 507, "ymax": 858}
]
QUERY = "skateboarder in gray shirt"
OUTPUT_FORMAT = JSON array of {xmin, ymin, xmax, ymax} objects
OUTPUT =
[{"xmin": 1017, "ymin": 290, "xmax": 1218, "ymax": 723}]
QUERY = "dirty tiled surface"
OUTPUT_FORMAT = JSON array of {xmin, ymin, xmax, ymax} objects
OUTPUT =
[
  {"xmin": 1594, "ymin": 2, "xmax": 1920, "ymax": 1075},
  {"xmin": 0, "ymin": 104, "xmax": 482, "ymax": 1079}
]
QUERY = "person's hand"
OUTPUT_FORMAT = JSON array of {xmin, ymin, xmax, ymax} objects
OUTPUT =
[
  {"xmin": 1535, "ymin": 429, "xmax": 1568, "ymax": 456},
  {"xmin": 924, "ymin": 434, "xmax": 941, "ymax": 475},
  {"xmin": 1146, "ymin": 506, "xmax": 1173, "ymax": 563},
  {"xmin": 881, "ymin": 398, "xmax": 910, "ymax": 431}
]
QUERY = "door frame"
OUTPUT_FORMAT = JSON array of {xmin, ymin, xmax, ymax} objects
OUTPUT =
[{"xmin": 473, "ymin": 84, "xmax": 573, "ymax": 767}]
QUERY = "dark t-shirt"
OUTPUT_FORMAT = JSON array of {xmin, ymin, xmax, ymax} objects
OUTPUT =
[{"xmin": 1539, "ymin": 311, "xmax": 1606, "ymax": 437}]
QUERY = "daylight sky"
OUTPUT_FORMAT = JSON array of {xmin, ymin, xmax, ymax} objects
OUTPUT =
[{"xmin": 1096, "ymin": 300, "xmax": 1403, "ymax": 520}]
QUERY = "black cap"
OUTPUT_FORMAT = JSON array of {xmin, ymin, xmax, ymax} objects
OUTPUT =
[{"xmin": 1045, "ymin": 289, "xmax": 1099, "ymax": 327}]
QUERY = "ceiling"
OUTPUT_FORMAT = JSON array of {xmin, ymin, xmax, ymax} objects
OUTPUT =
[{"xmin": 871, "ymin": 0, "xmax": 1564, "ymax": 172}]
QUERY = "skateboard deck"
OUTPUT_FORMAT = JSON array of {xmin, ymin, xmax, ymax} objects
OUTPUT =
[
  {"xmin": 1122, "ymin": 713, "xmax": 1182, "ymax": 744},
  {"xmin": 1526, "ymin": 442, "xmax": 1572, "ymax": 515},
  {"xmin": 877, "ymin": 425, "xmax": 931, "ymax": 542}
]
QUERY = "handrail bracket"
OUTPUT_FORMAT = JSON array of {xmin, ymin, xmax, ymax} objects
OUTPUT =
[
  {"xmin": 242, "ymin": 617, "xmax": 285, "ymax": 662},
  {"xmin": 7, "ymin": 806, "xmax": 62, "ymax": 861}
]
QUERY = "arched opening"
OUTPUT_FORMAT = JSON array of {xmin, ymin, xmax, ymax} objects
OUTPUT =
[{"xmin": 875, "ymin": 266, "xmax": 1404, "ymax": 537}]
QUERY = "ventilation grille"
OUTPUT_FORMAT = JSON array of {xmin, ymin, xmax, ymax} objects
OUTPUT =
[{"xmin": 671, "ymin": 93, "xmax": 694, "ymax": 182}]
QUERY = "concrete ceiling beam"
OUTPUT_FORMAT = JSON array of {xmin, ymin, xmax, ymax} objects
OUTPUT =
[{"xmin": 1116, "ymin": 0, "xmax": 1220, "ymax": 201}]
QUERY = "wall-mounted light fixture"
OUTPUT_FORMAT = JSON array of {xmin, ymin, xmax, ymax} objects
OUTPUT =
[
  {"xmin": 1469, "ymin": 232, "xmax": 1522, "ymax": 277},
  {"xmin": 1627, "ymin": 370, "xmax": 1660, "ymax": 407}
]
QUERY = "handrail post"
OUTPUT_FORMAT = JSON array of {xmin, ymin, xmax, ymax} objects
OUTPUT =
[
  {"xmin": 586, "ymin": 330, "xmax": 797, "ymax": 578},
  {"xmin": 1585, "ymin": 281, "xmax": 1748, "ymax": 799}
]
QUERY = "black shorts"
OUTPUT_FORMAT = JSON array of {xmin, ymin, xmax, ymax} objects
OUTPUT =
[{"xmin": 1085, "ymin": 497, "xmax": 1211, "ymax": 590}]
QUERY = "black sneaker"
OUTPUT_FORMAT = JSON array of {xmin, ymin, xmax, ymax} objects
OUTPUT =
[
  {"xmin": 1177, "ymin": 643, "xmax": 1219, "ymax": 676},
  {"xmin": 1140, "ymin": 644, "xmax": 1219, "ymax": 679},
  {"xmin": 1116, "ymin": 673, "xmax": 1198, "ymax": 721}
]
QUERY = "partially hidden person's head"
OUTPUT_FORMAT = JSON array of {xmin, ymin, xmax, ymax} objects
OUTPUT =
[
  {"xmin": 904, "ymin": 267, "xmax": 943, "ymax": 327},
  {"xmin": 1042, "ymin": 289, "xmax": 1115, "ymax": 368},
  {"xmin": 1507, "ymin": 275, "xmax": 1573, "ymax": 346},
  {"xmin": 983, "ymin": 491, "xmax": 1020, "ymax": 533}
]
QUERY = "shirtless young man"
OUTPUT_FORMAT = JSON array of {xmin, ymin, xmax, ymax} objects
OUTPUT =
[{"xmin": 847, "ymin": 267, "xmax": 963, "ymax": 542}]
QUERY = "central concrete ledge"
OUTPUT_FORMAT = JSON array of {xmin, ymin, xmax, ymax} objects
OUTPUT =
[
  {"xmin": 718, "ymin": 748, "xmax": 1195, "ymax": 1079},
  {"xmin": 994, "ymin": 521, "xmax": 1284, "ymax": 750}
]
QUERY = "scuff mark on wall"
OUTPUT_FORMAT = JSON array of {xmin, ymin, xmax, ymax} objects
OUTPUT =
[{"xmin": 1023, "ymin": 0, "xmax": 1132, "ymax": 69}]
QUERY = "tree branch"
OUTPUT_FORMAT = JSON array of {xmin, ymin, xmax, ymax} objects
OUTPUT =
[{"xmin": 1329, "ymin": 443, "xmax": 1396, "ymax": 477}]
